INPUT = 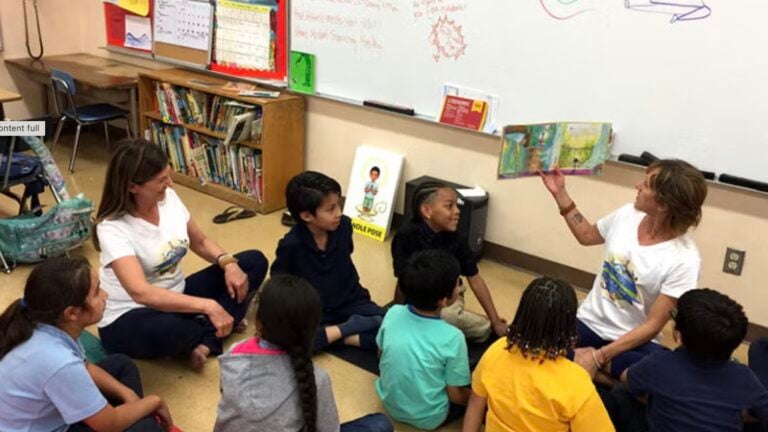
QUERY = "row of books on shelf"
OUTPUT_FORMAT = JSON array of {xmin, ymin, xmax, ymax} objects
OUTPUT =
[
  {"xmin": 150, "ymin": 121, "xmax": 264, "ymax": 203},
  {"xmin": 154, "ymin": 81, "xmax": 263, "ymax": 135}
]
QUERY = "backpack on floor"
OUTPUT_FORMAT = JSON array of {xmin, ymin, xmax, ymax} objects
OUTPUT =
[
  {"xmin": 0, "ymin": 194, "xmax": 93, "ymax": 263},
  {"xmin": 0, "ymin": 136, "xmax": 93, "ymax": 264}
]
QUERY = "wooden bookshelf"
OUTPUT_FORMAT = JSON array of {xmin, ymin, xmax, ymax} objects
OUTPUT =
[{"xmin": 138, "ymin": 69, "xmax": 305, "ymax": 213}]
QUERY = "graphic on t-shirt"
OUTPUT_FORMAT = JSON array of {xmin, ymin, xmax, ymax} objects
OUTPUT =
[
  {"xmin": 600, "ymin": 255, "xmax": 641, "ymax": 307},
  {"xmin": 154, "ymin": 239, "xmax": 189, "ymax": 275}
]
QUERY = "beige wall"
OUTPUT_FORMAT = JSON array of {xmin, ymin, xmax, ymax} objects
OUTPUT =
[
  {"xmin": 0, "ymin": 0, "xmax": 90, "ymax": 119},
  {"xmin": 305, "ymin": 98, "xmax": 768, "ymax": 326},
  {"xmin": 4, "ymin": 1, "xmax": 768, "ymax": 325}
]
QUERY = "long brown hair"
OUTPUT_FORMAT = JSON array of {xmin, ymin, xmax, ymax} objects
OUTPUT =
[
  {"xmin": 257, "ymin": 276, "xmax": 322, "ymax": 432},
  {"xmin": 0, "ymin": 256, "xmax": 92, "ymax": 359},
  {"xmin": 647, "ymin": 159, "xmax": 707, "ymax": 235},
  {"xmin": 93, "ymin": 139, "xmax": 168, "ymax": 250}
]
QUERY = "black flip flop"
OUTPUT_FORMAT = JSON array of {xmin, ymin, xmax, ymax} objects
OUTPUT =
[{"xmin": 213, "ymin": 206, "xmax": 256, "ymax": 224}]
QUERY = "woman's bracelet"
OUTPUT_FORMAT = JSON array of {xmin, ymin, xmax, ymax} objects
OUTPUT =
[
  {"xmin": 591, "ymin": 348, "xmax": 604, "ymax": 370},
  {"xmin": 559, "ymin": 200, "xmax": 576, "ymax": 216},
  {"xmin": 216, "ymin": 253, "xmax": 238, "ymax": 270}
]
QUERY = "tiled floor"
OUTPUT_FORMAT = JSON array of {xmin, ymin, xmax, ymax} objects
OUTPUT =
[{"xmin": 0, "ymin": 130, "xmax": 748, "ymax": 431}]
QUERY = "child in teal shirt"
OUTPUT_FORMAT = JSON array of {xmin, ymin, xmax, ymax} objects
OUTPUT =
[{"xmin": 376, "ymin": 249, "xmax": 471, "ymax": 430}]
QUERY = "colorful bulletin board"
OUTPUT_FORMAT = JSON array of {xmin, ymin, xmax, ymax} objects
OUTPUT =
[
  {"xmin": 103, "ymin": 0, "xmax": 287, "ymax": 82},
  {"xmin": 209, "ymin": 0, "xmax": 287, "ymax": 81}
]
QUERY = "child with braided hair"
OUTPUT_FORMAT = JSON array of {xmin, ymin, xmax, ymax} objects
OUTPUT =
[
  {"xmin": 215, "ymin": 275, "xmax": 392, "ymax": 432},
  {"xmin": 463, "ymin": 277, "xmax": 615, "ymax": 432}
]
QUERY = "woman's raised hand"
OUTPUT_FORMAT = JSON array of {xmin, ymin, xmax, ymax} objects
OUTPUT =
[{"xmin": 538, "ymin": 165, "xmax": 567, "ymax": 198}]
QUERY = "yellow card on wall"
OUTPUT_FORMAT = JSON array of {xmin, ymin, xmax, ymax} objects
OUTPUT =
[{"xmin": 115, "ymin": 0, "xmax": 150, "ymax": 16}]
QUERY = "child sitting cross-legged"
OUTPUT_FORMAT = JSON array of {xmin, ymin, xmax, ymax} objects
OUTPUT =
[
  {"xmin": 463, "ymin": 277, "xmax": 614, "ymax": 432},
  {"xmin": 615, "ymin": 288, "xmax": 768, "ymax": 432},
  {"xmin": 215, "ymin": 275, "xmax": 393, "ymax": 432},
  {"xmin": 391, "ymin": 181, "xmax": 507, "ymax": 342},
  {"xmin": 271, "ymin": 171, "xmax": 385, "ymax": 352},
  {"xmin": 0, "ymin": 257, "xmax": 172, "ymax": 432},
  {"xmin": 376, "ymin": 249, "xmax": 471, "ymax": 430}
]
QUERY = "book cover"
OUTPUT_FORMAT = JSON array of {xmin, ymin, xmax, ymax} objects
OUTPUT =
[
  {"xmin": 438, "ymin": 95, "xmax": 488, "ymax": 131},
  {"xmin": 224, "ymin": 111, "xmax": 256, "ymax": 146},
  {"xmin": 342, "ymin": 146, "xmax": 404, "ymax": 242},
  {"xmin": 498, "ymin": 122, "xmax": 613, "ymax": 179}
]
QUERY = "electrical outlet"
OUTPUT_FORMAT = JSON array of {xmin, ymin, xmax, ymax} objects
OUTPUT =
[{"xmin": 723, "ymin": 248, "xmax": 745, "ymax": 276}]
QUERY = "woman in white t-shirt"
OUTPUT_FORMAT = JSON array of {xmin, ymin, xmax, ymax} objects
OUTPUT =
[
  {"xmin": 540, "ymin": 159, "xmax": 707, "ymax": 382},
  {"xmin": 94, "ymin": 139, "xmax": 268, "ymax": 370}
]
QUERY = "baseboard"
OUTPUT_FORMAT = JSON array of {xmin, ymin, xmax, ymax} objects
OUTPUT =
[{"xmin": 391, "ymin": 212, "xmax": 766, "ymax": 343}]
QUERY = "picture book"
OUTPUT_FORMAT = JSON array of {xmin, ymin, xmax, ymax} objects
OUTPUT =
[
  {"xmin": 223, "ymin": 111, "xmax": 256, "ymax": 146},
  {"xmin": 343, "ymin": 146, "xmax": 404, "ymax": 242},
  {"xmin": 498, "ymin": 122, "xmax": 612, "ymax": 179}
]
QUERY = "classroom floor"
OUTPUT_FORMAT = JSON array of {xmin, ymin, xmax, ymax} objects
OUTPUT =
[{"xmin": 0, "ymin": 130, "xmax": 749, "ymax": 431}]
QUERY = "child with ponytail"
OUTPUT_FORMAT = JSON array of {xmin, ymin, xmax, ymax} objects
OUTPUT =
[
  {"xmin": 215, "ymin": 275, "xmax": 392, "ymax": 432},
  {"xmin": 0, "ymin": 256, "xmax": 172, "ymax": 431}
]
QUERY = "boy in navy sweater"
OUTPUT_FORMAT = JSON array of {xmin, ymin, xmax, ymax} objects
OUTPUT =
[
  {"xmin": 617, "ymin": 288, "xmax": 768, "ymax": 432},
  {"xmin": 271, "ymin": 171, "xmax": 385, "ymax": 351}
]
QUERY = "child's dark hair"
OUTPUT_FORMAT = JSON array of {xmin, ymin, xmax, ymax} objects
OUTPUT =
[
  {"xmin": 0, "ymin": 256, "xmax": 92, "ymax": 359},
  {"xmin": 506, "ymin": 277, "xmax": 578, "ymax": 362},
  {"xmin": 400, "ymin": 249, "xmax": 460, "ymax": 311},
  {"xmin": 410, "ymin": 181, "xmax": 456, "ymax": 222},
  {"xmin": 674, "ymin": 288, "xmax": 747, "ymax": 362},
  {"xmin": 256, "ymin": 275, "xmax": 322, "ymax": 432},
  {"xmin": 285, "ymin": 171, "xmax": 342, "ymax": 225},
  {"xmin": 370, "ymin": 166, "xmax": 380, "ymax": 175}
]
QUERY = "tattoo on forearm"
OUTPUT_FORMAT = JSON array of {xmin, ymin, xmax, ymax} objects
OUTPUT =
[{"xmin": 572, "ymin": 212, "xmax": 584, "ymax": 224}]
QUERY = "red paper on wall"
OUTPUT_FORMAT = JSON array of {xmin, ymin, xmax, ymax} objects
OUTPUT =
[
  {"xmin": 439, "ymin": 95, "xmax": 488, "ymax": 131},
  {"xmin": 104, "ymin": 0, "xmax": 154, "ymax": 52}
]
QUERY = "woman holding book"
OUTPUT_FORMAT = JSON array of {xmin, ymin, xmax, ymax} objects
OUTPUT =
[
  {"xmin": 539, "ymin": 159, "xmax": 707, "ymax": 383},
  {"xmin": 94, "ymin": 139, "xmax": 268, "ymax": 371}
]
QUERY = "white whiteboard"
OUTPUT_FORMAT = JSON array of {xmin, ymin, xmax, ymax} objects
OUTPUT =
[{"xmin": 291, "ymin": 0, "xmax": 767, "ymax": 183}]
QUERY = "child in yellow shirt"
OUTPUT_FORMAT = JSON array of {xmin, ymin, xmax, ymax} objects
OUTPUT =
[{"xmin": 463, "ymin": 277, "xmax": 615, "ymax": 432}]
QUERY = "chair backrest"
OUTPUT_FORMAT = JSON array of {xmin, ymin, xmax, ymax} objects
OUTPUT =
[
  {"xmin": 50, "ymin": 69, "xmax": 78, "ymax": 117},
  {"xmin": 51, "ymin": 69, "xmax": 76, "ymax": 95}
]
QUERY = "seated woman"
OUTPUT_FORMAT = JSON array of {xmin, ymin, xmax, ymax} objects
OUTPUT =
[
  {"xmin": 540, "ymin": 159, "xmax": 707, "ymax": 382},
  {"xmin": 94, "ymin": 139, "xmax": 268, "ymax": 370}
]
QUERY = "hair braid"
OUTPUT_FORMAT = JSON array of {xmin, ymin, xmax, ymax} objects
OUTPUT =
[
  {"xmin": 505, "ymin": 277, "xmax": 578, "ymax": 363},
  {"xmin": 287, "ymin": 344, "xmax": 317, "ymax": 432},
  {"xmin": 256, "ymin": 276, "xmax": 322, "ymax": 432}
]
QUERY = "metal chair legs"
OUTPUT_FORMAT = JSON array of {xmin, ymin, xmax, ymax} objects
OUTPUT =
[
  {"xmin": 68, "ymin": 123, "xmax": 82, "ymax": 174},
  {"xmin": 50, "ymin": 115, "xmax": 66, "ymax": 152},
  {"xmin": 103, "ymin": 122, "xmax": 110, "ymax": 151}
]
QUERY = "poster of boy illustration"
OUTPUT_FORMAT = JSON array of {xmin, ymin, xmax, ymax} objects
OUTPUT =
[{"xmin": 343, "ymin": 146, "xmax": 404, "ymax": 241}]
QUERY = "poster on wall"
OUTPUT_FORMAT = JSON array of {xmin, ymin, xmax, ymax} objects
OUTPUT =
[
  {"xmin": 343, "ymin": 146, "xmax": 404, "ymax": 242},
  {"xmin": 104, "ymin": 0, "xmax": 154, "ymax": 53}
]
